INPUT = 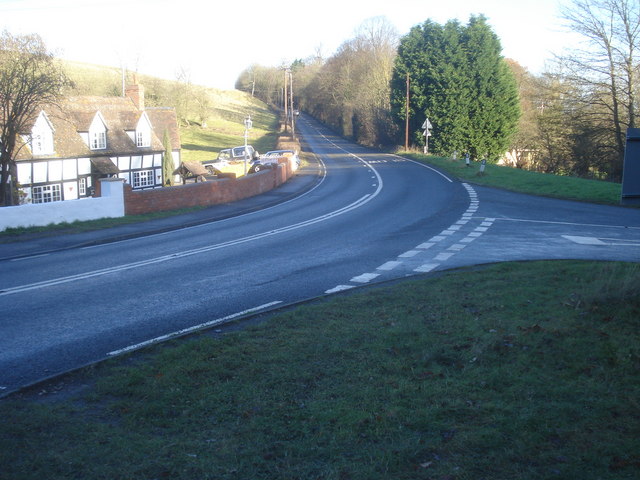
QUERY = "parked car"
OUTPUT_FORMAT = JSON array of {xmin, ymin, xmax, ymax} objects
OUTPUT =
[
  {"xmin": 249, "ymin": 150, "xmax": 300, "ymax": 173},
  {"xmin": 202, "ymin": 145, "xmax": 259, "ymax": 175}
]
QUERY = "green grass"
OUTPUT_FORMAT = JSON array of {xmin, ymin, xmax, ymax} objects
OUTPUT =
[
  {"xmin": 403, "ymin": 153, "xmax": 624, "ymax": 206},
  {"xmin": 2, "ymin": 260, "xmax": 639, "ymax": 480},
  {"xmin": 181, "ymin": 90, "xmax": 280, "ymax": 164}
]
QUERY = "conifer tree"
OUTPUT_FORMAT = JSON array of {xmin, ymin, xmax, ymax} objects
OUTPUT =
[
  {"xmin": 391, "ymin": 16, "xmax": 520, "ymax": 160},
  {"xmin": 162, "ymin": 129, "xmax": 174, "ymax": 187}
]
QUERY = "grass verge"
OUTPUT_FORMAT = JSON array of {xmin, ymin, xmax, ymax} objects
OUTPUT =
[
  {"xmin": 2, "ymin": 260, "xmax": 639, "ymax": 480},
  {"xmin": 402, "ymin": 153, "xmax": 624, "ymax": 206}
]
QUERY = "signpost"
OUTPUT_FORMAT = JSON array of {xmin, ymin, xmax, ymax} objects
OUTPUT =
[
  {"xmin": 243, "ymin": 115, "xmax": 252, "ymax": 176},
  {"xmin": 422, "ymin": 118, "xmax": 432, "ymax": 154}
]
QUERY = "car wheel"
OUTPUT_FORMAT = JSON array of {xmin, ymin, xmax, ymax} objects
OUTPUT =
[{"xmin": 253, "ymin": 164, "xmax": 262, "ymax": 172}]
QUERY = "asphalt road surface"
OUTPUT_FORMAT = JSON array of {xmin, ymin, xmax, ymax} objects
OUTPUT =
[{"xmin": 1, "ymin": 115, "xmax": 638, "ymax": 395}]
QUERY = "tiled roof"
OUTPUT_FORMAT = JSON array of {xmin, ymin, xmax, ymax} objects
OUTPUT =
[{"xmin": 16, "ymin": 92, "xmax": 180, "ymax": 161}]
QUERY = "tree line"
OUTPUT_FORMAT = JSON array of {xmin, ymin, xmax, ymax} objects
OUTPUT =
[{"xmin": 237, "ymin": 0, "xmax": 638, "ymax": 182}]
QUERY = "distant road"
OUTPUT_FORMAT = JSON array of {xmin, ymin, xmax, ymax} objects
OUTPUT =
[{"xmin": 1, "ymin": 115, "xmax": 638, "ymax": 395}]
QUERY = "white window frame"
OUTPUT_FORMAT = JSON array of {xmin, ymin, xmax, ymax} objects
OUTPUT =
[
  {"xmin": 32, "ymin": 184, "xmax": 62, "ymax": 203},
  {"xmin": 79, "ymin": 177, "xmax": 86, "ymax": 196},
  {"xmin": 90, "ymin": 130, "xmax": 106, "ymax": 150},
  {"xmin": 136, "ymin": 129, "xmax": 150, "ymax": 147},
  {"xmin": 133, "ymin": 169, "xmax": 154, "ymax": 188}
]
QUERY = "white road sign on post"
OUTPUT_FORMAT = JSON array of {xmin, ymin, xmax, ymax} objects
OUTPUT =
[{"xmin": 422, "ymin": 118, "xmax": 432, "ymax": 154}]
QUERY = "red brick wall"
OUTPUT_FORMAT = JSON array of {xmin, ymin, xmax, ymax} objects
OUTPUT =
[{"xmin": 123, "ymin": 161, "xmax": 293, "ymax": 216}]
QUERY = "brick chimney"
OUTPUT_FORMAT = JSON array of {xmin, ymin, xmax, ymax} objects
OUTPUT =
[{"xmin": 125, "ymin": 74, "xmax": 145, "ymax": 110}]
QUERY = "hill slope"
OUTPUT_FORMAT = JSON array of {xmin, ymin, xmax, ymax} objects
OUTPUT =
[{"xmin": 63, "ymin": 60, "xmax": 279, "ymax": 163}]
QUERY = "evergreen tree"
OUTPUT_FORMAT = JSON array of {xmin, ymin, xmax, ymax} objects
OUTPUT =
[
  {"xmin": 391, "ymin": 16, "xmax": 520, "ymax": 160},
  {"xmin": 162, "ymin": 129, "xmax": 174, "ymax": 187}
]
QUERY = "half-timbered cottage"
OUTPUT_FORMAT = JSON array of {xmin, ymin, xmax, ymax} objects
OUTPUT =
[{"xmin": 15, "ymin": 82, "xmax": 180, "ymax": 204}]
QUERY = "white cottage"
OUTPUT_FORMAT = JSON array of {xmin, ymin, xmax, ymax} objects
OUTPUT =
[{"xmin": 15, "ymin": 82, "xmax": 181, "ymax": 204}]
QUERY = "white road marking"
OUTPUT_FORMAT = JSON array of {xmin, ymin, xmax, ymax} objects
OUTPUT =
[
  {"xmin": 414, "ymin": 263, "xmax": 439, "ymax": 273},
  {"xmin": 562, "ymin": 235, "xmax": 640, "ymax": 246},
  {"xmin": 9, "ymin": 253, "xmax": 50, "ymax": 262},
  {"xmin": 81, "ymin": 157, "xmax": 330, "ymax": 250},
  {"xmin": 416, "ymin": 242, "xmax": 435, "ymax": 249},
  {"xmin": 395, "ymin": 157, "xmax": 454, "ymax": 183},
  {"xmin": 350, "ymin": 273, "xmax": 381, "ymax": 283},
  {"xmin": 378, "ymin": 261, "xmax": 403, "ymax": 271},
  {"xmin": 107, "ymin": 301, "xmax": 283, "ymax": 356},
  {"xmin": 563, "ymin": 235, "xmax": 606, "ymax": 245},
  {"xmin": 325, "ymin": 285, "xmax": 355, "ymax": 294},
  {"xmin": 2, "ymin": 163, "xmax": 383, "ymax": 296},
  {"xmin": 434, "ymin": 252, "xmax": 455, "ymax": 261},
  {"xmin": 399, "ymin": 250, "xmax": 420, "ymax": 258}
]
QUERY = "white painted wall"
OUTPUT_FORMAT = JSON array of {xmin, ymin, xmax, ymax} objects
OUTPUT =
[{"xmin": 0, "ymin": 178, "xmax": 125, "ymax": 232}]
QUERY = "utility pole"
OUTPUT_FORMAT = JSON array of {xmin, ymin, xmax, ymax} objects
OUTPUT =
[
  {"xmin": 283, "ymin": 69, "xmax": 289, "ymax": 134},
  {"xmin": 405, "ymin": 72, "xmax": 410, "ymax": 151},
  {"xmin": 289, "ymin": 70, "xmax": 295, "ymax": 137}
]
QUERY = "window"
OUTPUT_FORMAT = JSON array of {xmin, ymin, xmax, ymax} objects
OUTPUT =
[
  {"xmin": 32, "ymin": 184, "xmax": 61, "ymax": 203},
  {"xmin": 133, "ymin": 170, "xmax": 154, "ymax": 188},
  {"xmin": 91, "ymin": 131, "xmax": 106, "ymax": 150},
  {"xmin": 79, "ymin": 177, "xmax": 86, "ymax": 196},
  {"xmin": 89, "ymin": 113, "xmax": 107, "ymax": 150},
  {"xmin": 136, "ymin": 129, "xmax": 150, "ymax": 147}
]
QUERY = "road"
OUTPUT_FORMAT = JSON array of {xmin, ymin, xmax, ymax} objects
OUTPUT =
[{"xmin": 1, "ymin": 116, "xmax": 639, "ymax": 394}]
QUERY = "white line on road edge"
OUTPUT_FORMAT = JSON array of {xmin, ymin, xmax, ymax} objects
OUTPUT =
[
  {"xmin": 2, "ymin": 193, "xmax": 380, "ymax": 296},
  {"xmin": 351, "ymin": 273, "xmax": 381, "ymax": 283},
  {"xmin": 394, "ymin": 156, "xmax": 454, "ymax": 183},
  {"xmin": 325, "ymin": 285, "xmax": 355, "ymax": 294},
  {"xmin": 82, "ymin": 157, "xmax": 330, "ymax": 249},
  {"xmin": 107, "ymin": 301, "xmax": 283, "ymax": 357}
]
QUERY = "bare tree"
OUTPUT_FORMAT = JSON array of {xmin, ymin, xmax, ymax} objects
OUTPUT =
[
  {"xmin": 0, "ymin": 30, "xmax": 70, "ymax": 205},
  {"xmin": 559, "ymin": 0, "xmax": 640, "ymax": 179}
]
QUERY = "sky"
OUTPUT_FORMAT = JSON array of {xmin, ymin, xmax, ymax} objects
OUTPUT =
[{"xmin": 0, "ymin": 0, "xmax": 574, "ymax": 90}]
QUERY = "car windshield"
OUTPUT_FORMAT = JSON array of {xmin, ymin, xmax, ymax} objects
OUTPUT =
[{"xmin": 233, "ymin": 146, "xmax": 253, "ymax": 157}]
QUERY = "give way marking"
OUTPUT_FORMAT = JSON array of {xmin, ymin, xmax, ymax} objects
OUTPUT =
[{"xmin": 563, "ymin": 235, "xmax": 640, "ymax": 247}]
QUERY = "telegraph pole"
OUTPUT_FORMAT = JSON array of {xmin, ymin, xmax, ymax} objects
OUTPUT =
[
  {"xmin": 289, "ymin": 70, "xmax": 295, "ymax": 137},
  {"xmin": 283, "ymin": 69, "xmax": 289, "ymax": 133},
  {"xmin": 405, "ymin": 72, "xmax": 410, "ymax": 151}
]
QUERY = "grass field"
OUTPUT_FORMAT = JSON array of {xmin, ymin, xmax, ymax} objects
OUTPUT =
[
  {"xmin": 403, "ymin": 153, "xmax": 624, "ymax": 206},
  {"xmin": 180, "ymin": 89, "xmax": 280, "ymax": 166},
  {"xmin": 2, "ymin": 261, "xmax": 639, "ymax": 479}
]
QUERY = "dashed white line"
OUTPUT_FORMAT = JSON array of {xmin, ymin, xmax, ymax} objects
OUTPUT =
[
  {"xmin": 378, "ymin": 261, "xmax": 403, "ymax": 271},
  {"xmin": 414, "ymin": 263, "xmax": 439, "ymax": 273},
  {"xmin": 325, "ymin": 285, "xmax": 355, "ymax": 294},
  {"xmin": 107, "ymin": 301, "xmax": 283, "ymax": 356},
  {"xmin": 351, "ymin": 272, "xmax": 380, "ymax": 283},
  {"xmin": 399, "ymin": 250, "xmax": 420, "ymax": 258}
]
